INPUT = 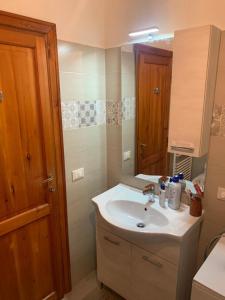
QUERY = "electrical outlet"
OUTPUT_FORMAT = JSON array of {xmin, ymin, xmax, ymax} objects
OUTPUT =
[
  {"xmin": 217, "ymin": 187, "xmax": 225, "ymax": 200},
  {"xmin": 72, "ymin": 168, "xmax": 84, "ymax": 182},
  {"xmin": 123, "ymin": 150, "xmax": 131, "ymax": 161}
]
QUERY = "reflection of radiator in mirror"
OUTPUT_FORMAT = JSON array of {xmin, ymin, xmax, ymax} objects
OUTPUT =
[{"xmin": 172, "ymin": 154, "xmax": 192, "ymax": 180}]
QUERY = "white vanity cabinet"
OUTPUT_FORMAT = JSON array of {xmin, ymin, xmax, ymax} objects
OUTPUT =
[
  {"xmin": 93, "ymin": 184, "xmax": 202, "ymax": 300},
  {"xmin": 96, "ymin": 212, "xmax": 201, "ymax": 300},
  {"xmin": 168, "ymin": 25, "xmax": 221, "ymax": 157},
  {"xmin": 97, "ymin": 226, "xmax": 177, "ymax": 300}
]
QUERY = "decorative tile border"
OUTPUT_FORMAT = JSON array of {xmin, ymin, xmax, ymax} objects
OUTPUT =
[
  {"xmin": 61, "ymin": 100, "xmax": 106, "ymax": 130},
  {"xmin": 62, "ymin": 99, "xmax": 225, "ymax": 134},
  {"xmin": 62, "ymin": 97, "xmax": 135, "ymax": 129},
  {"xmin": 211, "ymin": 104, "xmax": 225, "ymax": 137}
]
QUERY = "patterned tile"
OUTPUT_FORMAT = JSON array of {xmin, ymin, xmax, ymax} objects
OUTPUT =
[
  {"xmin": 61, "ymin": 100, "xmax": 106, "ymax": 130},
  {"xmin": 61, "ymin": 102, "xmax": 79, "ymax": 130},
  {"xmin": 106, "ymin": 100, "xmax": 122, "ymax": 126},
  {"xmin": 211, "ymin": 104, "xmax": 225, "ymax": 137},
  {"xmin": 78, "ymin": 101, "xmax": 97, "ymax": 127},
  {"xmin": 105, "ymin": 97, "xmax": 135, "ymax": 126}
]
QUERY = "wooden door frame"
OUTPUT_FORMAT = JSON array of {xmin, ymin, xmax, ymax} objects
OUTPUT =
[
  {"xmin": 0, "ymin": 10, "xmax": 71, "ymax": 297},
  {"xmin": 134, "ymin": 44, "xmax": 173, "ymax": 175}
]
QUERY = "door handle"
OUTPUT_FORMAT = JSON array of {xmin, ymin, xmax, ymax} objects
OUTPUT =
[
  {"xmin": 42, "ymin": 175, "xmax": 56, "ymax": 192},
  {"xmin": 0, "ymin": 91, "xmax": 4, "ymax": 102},
  {"xmin": 140, "ymin": 143, "xmax": 147, "ymax": 148},
  {"xmin": 153, "ymin": 87, "xmax": 160, "ymax": 95},
  {"xmin": 140, "ymin": 144, "xmax": 147, "ymax": 158},
  {"xmin": 42, "ymin": 175, "xmax": 54, "ymax": 184}
]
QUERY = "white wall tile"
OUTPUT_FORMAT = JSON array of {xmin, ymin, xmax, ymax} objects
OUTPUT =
[{"xmin": 58, "ymin": 40, "xmax": 107, "ymax": 285}]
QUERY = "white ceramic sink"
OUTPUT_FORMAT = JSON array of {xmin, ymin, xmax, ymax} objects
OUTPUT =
[
  {"xmin": 92, "ymin": 184, "xmax": 202, "ymax": 238},
  {"xmin": 106, "ymin": 200, "xmax": 169, "ymax": 227}
]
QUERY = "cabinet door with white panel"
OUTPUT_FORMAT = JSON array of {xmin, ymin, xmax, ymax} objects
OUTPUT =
[
  {"xmin": 168, "ymin": 25, "xmax": 221, "ymax": 157},
  {"xmin": 96, "ymin": 227, "xmax": 131, "ymax": 299},
  {"xmin": 131, "ymin": 246, "xmax": 177, "ymax": 300}
]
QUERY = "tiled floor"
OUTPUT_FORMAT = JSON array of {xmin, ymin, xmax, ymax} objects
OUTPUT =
[{"xmin": 63, "ymin": 271, "xmax": 123, "ymax": 300}]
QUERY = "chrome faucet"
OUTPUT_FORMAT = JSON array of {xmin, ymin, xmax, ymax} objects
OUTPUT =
[{"xmin": 143, "ymin": 183, "xmax": 155, "ymax": 209}]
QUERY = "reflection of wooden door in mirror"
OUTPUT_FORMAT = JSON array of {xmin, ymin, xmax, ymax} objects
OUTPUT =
[
  {"xmin": 0, "ymin": 11, "xmax": 71, "ymax": 299},
  {"xmin": 135, "ymin": 44, "xmax": 172, "ymax": 175}
]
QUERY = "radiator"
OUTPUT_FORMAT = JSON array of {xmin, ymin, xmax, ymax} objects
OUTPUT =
[{"xmin": 172, "ymin": 154, "xmax": 192, "ymax": 180}]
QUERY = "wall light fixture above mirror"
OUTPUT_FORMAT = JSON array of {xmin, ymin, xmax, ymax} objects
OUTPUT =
[{"xmin": 128, "ymin": 26, "xmax": 159, "ymax": 37}]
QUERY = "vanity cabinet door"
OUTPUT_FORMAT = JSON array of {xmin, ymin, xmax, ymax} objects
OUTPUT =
[
  {"xmin": 96, "ymin": 227, "xmax": 131, "ymax": 299},
  {"xmin": 131, "ymin": 246, "xmax": 177, "ymax": 300}
]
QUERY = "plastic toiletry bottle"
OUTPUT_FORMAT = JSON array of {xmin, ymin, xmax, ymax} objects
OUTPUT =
[
  {"xmin": 178, "ymin": 172, "xmax": 186, "ymax": 192},
  {"xmin": 168, "ymin": 176, "xmax": 181, "ymax": 210},
  {"xmin": 167, "ymin": 177, "xmax": 173, "ymax": 199},
  {"xmin": 159, "ymin": 183, "xmax": 166, "ymax": 208}
]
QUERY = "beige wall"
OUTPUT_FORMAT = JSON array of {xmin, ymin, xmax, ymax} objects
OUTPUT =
[
  {"xmin": 58, "ymin": 41, "xmax": 107, "ymax": 285},
  {"xmin": 3, "ymin": 0, "xmax": 225, "ymax": 48},
  {"xmin": 105, "ymin": 0, "xmax": 225, "ymax": 47},
  {"xmin": 0, "ymin": 0, "xmax": 105, "ymax": 48}
]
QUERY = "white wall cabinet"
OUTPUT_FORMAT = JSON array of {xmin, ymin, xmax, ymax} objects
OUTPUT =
[{"xmin": 168, "ymin": 25, "xmax": 221, "ymax": 157}]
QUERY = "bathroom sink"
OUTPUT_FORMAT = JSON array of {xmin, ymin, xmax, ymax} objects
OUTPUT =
[
  {"xmin": 106, "ymin": 200, "xmax": 169, "ymax": 228},
  {"xmin": 92, "ymin": 184, "xmax": 202, "ymax": 238}
]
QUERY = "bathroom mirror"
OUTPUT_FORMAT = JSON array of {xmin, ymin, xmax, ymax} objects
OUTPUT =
[{"xmin": 120, "ymin": 38, "xmax": 207, "ymax": 187}]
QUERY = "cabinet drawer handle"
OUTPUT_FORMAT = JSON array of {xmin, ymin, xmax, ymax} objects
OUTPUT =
[
  {"xmin": 142, "ymin": 255, "xmax": 162, "ymax": 268},
  {"xmin": 104, "ymin": 236, "xmax": 120, "ymax": 246}
]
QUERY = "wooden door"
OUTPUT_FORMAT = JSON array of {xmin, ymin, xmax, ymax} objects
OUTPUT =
[
  {"xmin": 0, "ymin": 11, "xmax": 71, "ymax": 300},
  {"xmin": 135, "ymin": 44, "xmax": 172, "ymax": 175}
]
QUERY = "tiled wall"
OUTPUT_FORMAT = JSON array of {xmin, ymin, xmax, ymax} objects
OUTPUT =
[
  {"xmin": 105, "ymin": 46, "xmax": 136, "ymax": 185},
  {"xmin": 121, "ymin": 46, "xmax": 136, "ymax": 176},
  {"xmin": 105, "ymin": 48, "xmax": 123, "ymax": 187},
  {"xmin": 58, "ymin": 41, "xmax": 107, "ymax": 285}
]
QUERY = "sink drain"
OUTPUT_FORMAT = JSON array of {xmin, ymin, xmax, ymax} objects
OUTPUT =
[{"xmin": 137, "ymin": 222, "xmax": 145, "ymax": 228}]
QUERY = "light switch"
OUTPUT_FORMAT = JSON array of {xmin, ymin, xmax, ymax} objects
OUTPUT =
[
  {"xmin": 123, "ymin": 150, "xmax": 131, "ymax": 161},
  {"xmin": 72, "ymin": 168, "xmax": 84, "ymax": 182},
  {"xmin": 217, "ymin": 187, "xmax": 225, "ymax": 200}
]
